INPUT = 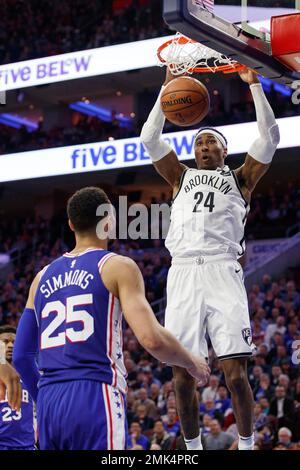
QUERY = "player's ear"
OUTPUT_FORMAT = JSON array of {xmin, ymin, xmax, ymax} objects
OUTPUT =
[
  {"xmin": 68, "ymin": 219, "xmax": 75, "ymax": 232},
  {"xmin": 223, "ymin": 148, "xmax": 228, "ymax": 160}
]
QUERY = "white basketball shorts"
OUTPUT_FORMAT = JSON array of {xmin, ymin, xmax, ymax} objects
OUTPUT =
[{"xmin": 165, "ymin": 253, "xmax": 254, "ymax": 361}]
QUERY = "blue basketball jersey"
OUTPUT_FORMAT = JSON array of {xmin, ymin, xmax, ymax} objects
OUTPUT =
[
  {"xmin": 0, "ymin": 383, "xmax": 35, "ymax": 449},
  {"xmin": 34, "ymin": 248, "xmax": 127, "ymax": 394}
]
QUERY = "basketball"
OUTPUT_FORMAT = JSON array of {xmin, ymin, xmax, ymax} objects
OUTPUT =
[{"xmin": 160, "ymin": 76, "xmax": 210, "ymax": 127}]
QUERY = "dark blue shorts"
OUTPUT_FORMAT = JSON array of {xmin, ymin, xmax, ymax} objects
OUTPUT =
[{"xmin": 37, "ymin": 380, "xmax": 127, "ymax": 450}]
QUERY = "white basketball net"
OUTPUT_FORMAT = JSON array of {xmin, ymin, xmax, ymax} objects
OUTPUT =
[{"xmin": 158, "ymin": 33, "xmax": 239, "ymax": 74}]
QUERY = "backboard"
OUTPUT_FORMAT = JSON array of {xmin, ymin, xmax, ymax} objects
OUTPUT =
[{"xmin": 163, "ymin": 0, "xmax": 300, "ymax": 86}]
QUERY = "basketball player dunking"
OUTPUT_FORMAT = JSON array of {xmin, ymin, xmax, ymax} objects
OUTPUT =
[
  {"xmin": 141, "ymin": 68, "xmax": 280, "ymax": 450},
  {"xmin": 13, "ymin": 187, "xmax": 209, "ymax": 450}
]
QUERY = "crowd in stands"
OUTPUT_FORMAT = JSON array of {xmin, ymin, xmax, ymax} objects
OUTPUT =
[
  {"xmin": 0, "ymin": 0, "xmax": 169, "ymax": 65},
  {"xmin": 99, "ymin": 268, "xmax": 300, "ymax": 450},
  {"xmin": 0, "ymin": 211, "xmax": 170, "ymax": 328},
  {"xmin": 246, "ymin": 182, "xmax": 300, "ymax": 239},
  {"xmin": 1, "ymin": 0, "xmax": 296, "ymax": 67},
  {"xmin": 0, "ymin": 196, "xmax": 300, "ymax": 449},
  {"xmin": 1, "ymin": 0, "xmax": 295, "ymax": 67},
  {"xmin": 0, "ymin": 86, "xmax": 299, "ymax": 157},
  {"xmin": 0, "ymin": 115, "xmax": 137, "ymax": 156}
]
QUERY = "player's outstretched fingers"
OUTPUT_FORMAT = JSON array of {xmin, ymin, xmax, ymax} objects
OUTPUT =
[
  {"xmin": 197, "ymin": 372, "xmax": 210, "ymax": 388},
  {"xmin": 187, "ymin": 355, "xmax": 210, "ymax": 384}
]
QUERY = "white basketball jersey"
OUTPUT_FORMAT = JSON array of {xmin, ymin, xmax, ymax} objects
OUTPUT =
[{"xmin": 165, "ymin": 167, "xmax": 249, "ymax": 259}]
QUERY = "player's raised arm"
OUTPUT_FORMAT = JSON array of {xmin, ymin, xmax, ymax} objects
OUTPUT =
[
  {"xmin": 140, "ymin": 68, "xmax": 187, "ymax": 191},
  {"xmin": 102, "ymin": 256, "xmax": 210, "ymax": 385},
  {"xmin": 13, "ymin": 273, "xmax": 41, "ymax": 402},
  {"xmin": 235, "ymin": 69, "xmax": 280, "ymax": 194}
]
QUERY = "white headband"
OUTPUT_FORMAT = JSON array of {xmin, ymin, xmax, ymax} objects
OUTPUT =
[{"xmin": 195, "ymin": 129, "xmax": 227, "ymax": 149}]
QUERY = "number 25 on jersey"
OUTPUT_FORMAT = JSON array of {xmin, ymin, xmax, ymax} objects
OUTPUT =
[{"xmin": 41, "ymin": 294, "xmax": 94, "ymax": 349}]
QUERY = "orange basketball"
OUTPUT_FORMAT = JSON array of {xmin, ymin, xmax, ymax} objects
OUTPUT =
[{"xmin": 160, "ymin": 76, "xmax": 210, "ymax": 127}]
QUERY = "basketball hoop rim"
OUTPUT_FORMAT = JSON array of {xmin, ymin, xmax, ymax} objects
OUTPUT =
[{"xmin": 157, "ymin": 35, "xmax": 246, "ymax": 74}]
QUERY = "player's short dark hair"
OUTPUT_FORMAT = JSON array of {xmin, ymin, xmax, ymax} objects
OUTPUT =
[
  {"xmin": 67, "ymin": 186, "xmax": 111, "ymax": 233},
  {"xmin": 0, "ymin": 326, "xmax": 16, "ymax": 335},
  {"xmin": 195, "ymin": 127, "xmax": 228, "ymax": 148}
]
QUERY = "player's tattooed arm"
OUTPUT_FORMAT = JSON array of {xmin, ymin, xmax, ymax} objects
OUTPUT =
[
  {"xmin": 153, "ymin": 154, "xmax": 187, "ymax": 193},
  {"xmin": 235, "ymin": 156, "xmax": 271, "ymax": 196}
]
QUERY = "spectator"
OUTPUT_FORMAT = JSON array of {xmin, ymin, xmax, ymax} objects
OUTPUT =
[
  {"xmin": 273, "ymin": 345, "xmax": 289, "ymax": 366},
  {"xmin": 204, "ymin": 420, "xmax": 235, "ymax": 450},
  {"xmin": 268, "ymin": 386, "xmax": 295, "ymax": 432},
  {"xmin": 255, "ymin": 425, "xmax": 275, "ymax": 450},
  {"xmin": 162, "ymin": 408, "xmax": 181, "ymax": 439},
  {"xmin": 253, "ymin": 374, "xmax": 274, "ymax": 401},
  {"xmin": 200, "ymin": 398, "xmax": 223, "ymax": 423},
  {"xmin": 215, "ymin": 385, "xmax": 231, "ymax": 414},
  {"xmin": 202, "ymin": 375, "xmax": 220, "ymax": 402},
  {"xmin": 261, "ymin": 275, "xmax": 272, "ymax": 293},
  {"xmin": 278, "ymin": 374, "xmax": 290, "ymax": 394},
  {"xmin": 127, "ymin": 338, "xmax": 141, "ymax": 363},
  {"xmin": 132, "ymin": 388, "xmax": 158, "ymax": 420},
  {"xmin": 132, "ymin": 404, "xmax": 154, "ymax": 433},
  {"xmin": 276, "ymin": 427, "xmax": 297, "ymax": 450},
  {"xmin": 127, "ymin": 422, "xmax": 150, "ymax": 450},
  {"xmin": 270, "ymin": 365, "xmax": 283, "ymax": 387},
  {"xmin": 150, "ymin": 420, "xmax": 173, "ymax": 450},
  {"xmin": 249, "ymin": 365, "xmax": 263, "ymax": 389},
  {"xmin": 259, "ymin": 397, "xmax": 270, "ymax": 415},
  {"xmin": 125, "ymin": 358, "xmax": 138, "ymax": 387},
  {"xmin": 200, "ymin": 414, "xmax": 213, "ymax": 437},
  {"xmin": 264, "ymin": 316, "xmax": 287, "ymax": 348},
  {"xmin": 254, "ymin": 403, "xmax": 267, "ymax": 431},
  {"xmin": 148, "ymin": 383, "xmax": 164, "ymax": 414}
]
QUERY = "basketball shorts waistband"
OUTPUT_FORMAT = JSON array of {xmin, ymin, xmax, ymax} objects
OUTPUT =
[{"xmin": 171, "ymin": 253, "xmax": 237, "ymax": 265}]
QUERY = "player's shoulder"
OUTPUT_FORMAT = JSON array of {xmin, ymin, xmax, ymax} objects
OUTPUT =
[
  {"xmin": 100, "ymin": 255, "xmax": 140, "ymax": 298},
  {"xmin": 33, "ymin": 266, "xmax": 49, "ymax": 286},
  {"xmin": 101, "ymin": 254, "xmax": 140, "ymax": 283},
  {"xmin": 102, "ymin": 254, "xmax": 138, "ymax": 272},
  {"xmin": 26, "ymin": 267, "xmax": 48, "ymax": 308}
]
